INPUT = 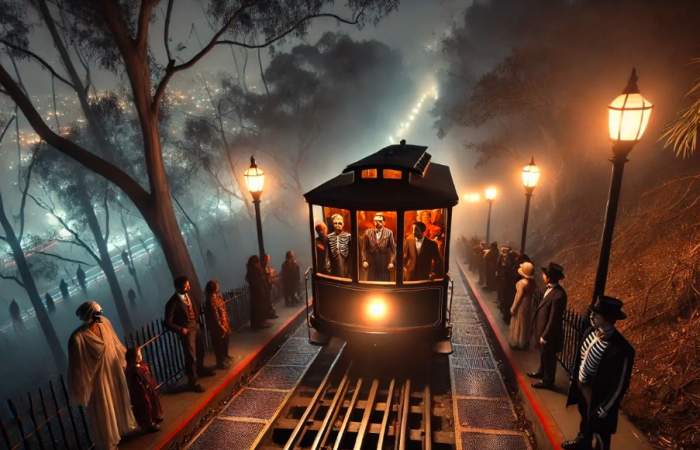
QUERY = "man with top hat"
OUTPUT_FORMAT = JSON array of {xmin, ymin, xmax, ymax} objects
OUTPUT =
[
  {"xmin": 528, "ymin": 262, "xmax": 567, "ymax": 389},
  {"xmin": 561, "ymin": 296, "xmax": 635, "ymax": 450}
]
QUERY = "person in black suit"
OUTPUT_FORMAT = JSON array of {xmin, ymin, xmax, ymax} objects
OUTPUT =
[
  {"xmin": 562, "ymin": 296, "xmax": 634, "ymax": 450},
  {"xmin": 164, "ymin": 276, "xmax": 213, "ymax": 392},
  {"xmin": 361, "ymin": 213, "xmax": 396, "ymax": 281},
  {"xmin": 403, "ymin": 221, "xmax": 443, "ymax": 281},
  {"xmin": 528, "ymin": 262, "xmax": 567, "ymax": 389}
]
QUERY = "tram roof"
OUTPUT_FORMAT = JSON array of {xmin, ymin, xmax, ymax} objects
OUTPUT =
[
  {"xmin": 344, "ymin": 142, "xmax": 431, "ymax": 175},
  {"xmin": 304, "ymin": 162, "xmax": 458, "ymax": 210}
]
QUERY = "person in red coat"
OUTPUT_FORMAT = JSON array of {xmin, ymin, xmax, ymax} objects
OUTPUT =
[{"xmin": 125, "ymin": 346, "xmax": 163, "ymax": 433}]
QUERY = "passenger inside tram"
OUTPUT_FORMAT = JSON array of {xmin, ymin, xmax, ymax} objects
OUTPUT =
[
  {"xmin": 359, "ymin": 211, "xmax": 396, "ymax": 282},
  {"xmin": 325, "ymin": 213, "xmax": 351, "ymax": 278},
  {"xmin": 403, "ymin": 221, "xmax": 444, "ymax": 282}
]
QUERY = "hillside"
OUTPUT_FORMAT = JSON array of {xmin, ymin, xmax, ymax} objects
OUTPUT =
[{"xmin": 539, "ymin": 173, "xmax": 700, "ymax": 449}]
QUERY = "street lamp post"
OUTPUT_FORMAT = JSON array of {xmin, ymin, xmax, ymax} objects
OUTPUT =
[
  {"xmin": 520, "ymin": 157, "xmax": 540, "ymax": 254},
  {"xmin": 244, "ymin": 156, "xmax": 266, "ymax": 260},
  {"xmin": 592, "ymin": 68, "xmax": 653, "ymax": 302},
  {"xmin": 484, "ymin": 187, "xmax": 497, "ymax": 243}
]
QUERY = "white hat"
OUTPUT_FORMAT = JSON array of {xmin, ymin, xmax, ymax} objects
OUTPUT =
[{"xmin": 517, "ymin": 262, "xmax": 535, "ymax": 279}]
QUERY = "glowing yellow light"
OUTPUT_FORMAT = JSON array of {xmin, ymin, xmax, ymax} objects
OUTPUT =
[
  {"xmin": 244, "ymin": 156, "xmax": 265, "ymax": 195},
  {"xmin": 608, "ymin": 69, "xmax": 653, "ymax": 143},
  {"xmin": 366, "ymin": 297, "xmax": 387, "ymax": 321},
  {"xmin": 464, "ymin": 192, "xmax": 481, "ymax": 203},
  {"xmin": 484, "ymin": 187, "xmax": 498, "ymax": 201},
  {"xmin": 521, "ymin": 157, "xmax": 540, "ymax": 189}
]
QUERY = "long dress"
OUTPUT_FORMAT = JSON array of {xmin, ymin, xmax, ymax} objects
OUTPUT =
[
  {"xmin": 125, "ymin": 361, "xmax": 163, "ymax": 430},
  {"xmin": 508, "ymin": 278, "xmax": 535, "ymax": 349},
  {"xmin": 68, "ymin": 317, "xmax": 136, "ymax": 450}
]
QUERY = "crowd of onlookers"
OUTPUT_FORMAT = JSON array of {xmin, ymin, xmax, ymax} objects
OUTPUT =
[
  {"xmin": 462, "ymin": 236, "xmax": 635, "ymax": 450},
  {"xmin": 65, "ymin": 250, "xmax": 303, "ymax": 450}
]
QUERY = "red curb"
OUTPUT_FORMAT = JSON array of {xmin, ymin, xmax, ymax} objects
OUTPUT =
[
  {"xmin": 153, "ymin": 307, "xmax": 307, "ymax": 450},
  {"xmin": 458, "ymin": 265, "xmax": 563, "ymax": 449}
]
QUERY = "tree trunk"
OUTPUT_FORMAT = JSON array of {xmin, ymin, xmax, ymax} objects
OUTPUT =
[
  {"xmin": 0, "ymin": 194, "xmax": 66, "ymax": 371},
  {"xmin": 119, "ymin": 212, "xmax": 144, "ymax": 298},
  {"xmin": 76, "ymin": 184, "xmax": 133, "ymax": 332}
]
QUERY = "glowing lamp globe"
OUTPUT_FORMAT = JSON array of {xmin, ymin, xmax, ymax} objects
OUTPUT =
[
  {"xmin": 608, "ymin": 69, "xmax": 653, "ymax": 145},
  {"xmin": 464, "ymin": 192, "xmax": 481, "ymax": 203},
  {"xmin": 484, "ymin": 187, "xmax": 498, "ymax": 201},
  {"xmin": 244, "ymin": 156, "xmax": 265, "ymax": 198},
  {"xmin": 521, "ymin": 157, "xmax": 540, "ymax": 190}
]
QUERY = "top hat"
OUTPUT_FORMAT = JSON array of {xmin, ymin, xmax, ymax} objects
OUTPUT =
[
  {"xmin": 590, "ymin": 295, "xmax": 627, "ymax": 321},
  {"xmin": 541, "ymin": 262, "xmax": 565, "ymax": 281}
]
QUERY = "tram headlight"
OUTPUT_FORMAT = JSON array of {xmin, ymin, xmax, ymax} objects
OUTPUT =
[{"xmin": 365, "ymin": 296, "xmax": 388, "ymax": 321}]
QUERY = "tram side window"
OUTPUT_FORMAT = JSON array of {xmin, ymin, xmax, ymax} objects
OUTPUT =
[
  {"xmin": 312, "ymin": 205, "xmax": 352, "ymax": 280},
  {"xmin": 357, "ymin": 211, "xmax": 397, "ymax": 284},
  {"xmin": 402, "ymin": 209, "xmax": 446, "ymax": 282}
]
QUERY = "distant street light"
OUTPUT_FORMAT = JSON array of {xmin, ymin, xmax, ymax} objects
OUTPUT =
[
  {"xmin": 464, "ymin": 192, "xmax": 482, "ymax": 203},
  {"xmin": 592, "ymin": 68, "xmax": 653, "ymax": 303},
  {"xmin": 244, "ymin": 156, "xmax": 266, "ymax": 260},
  {"xmin": 484, "ymin": 187, "xmax": 498, "ymax": 243},
  {"xmin": 520, "ymin": 156, "xmax": 540, "ymax": 254}
]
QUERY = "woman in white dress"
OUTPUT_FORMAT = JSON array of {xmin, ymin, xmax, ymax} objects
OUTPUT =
[
  {"xmin": 68, "ymin": 301, "xmax": 136, "ymax": 450},
  {"xmin": 508, "ymin": 262, "xmax": 536, "ymax": 350}
]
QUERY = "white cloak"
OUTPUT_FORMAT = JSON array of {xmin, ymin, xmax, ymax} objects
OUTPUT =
[{"xmin": 68, "ymin": 317, "xmax": 136, "ymax": 450}]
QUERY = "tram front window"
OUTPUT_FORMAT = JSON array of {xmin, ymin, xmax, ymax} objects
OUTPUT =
[
  {"xmin": 312, "ymin": 205, "xmax": 352, "ymax": 281},
  {"xmin": 358, "ymin": 211, "xmax": 397, "ymax": 283},
  {"xmin": 403, "ymin": 210, "xmax": 446, "ymax": 282}
]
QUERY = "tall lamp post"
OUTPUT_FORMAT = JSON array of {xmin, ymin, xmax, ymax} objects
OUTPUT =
[
  {"xmin": 520, "ymin": 157, "xmax": 540, "ymax": 254},
  {"xmin": 592, "ymin": 68, "xmax": 653, "ymax": 302},
  {"xmin": 484, "ymin": 187, "xmax": 498, "ymax": 243},
  {"xmin": 244, "ymin": 156, "xmax": 266, "ymax": 260}
]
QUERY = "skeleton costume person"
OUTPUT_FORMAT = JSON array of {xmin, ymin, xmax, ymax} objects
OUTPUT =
[
  {"xmin": 68, "ymin": 301, "xmax": 136, "ymax": 450},
  {"xmin": 325, "ymin": 213, "xmax": 351, "ymax": 277}
]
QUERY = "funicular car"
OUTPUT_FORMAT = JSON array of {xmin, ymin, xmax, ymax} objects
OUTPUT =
[{"xmin": 304, "ymin": 140, "xmax": 459, "ymax": 353}]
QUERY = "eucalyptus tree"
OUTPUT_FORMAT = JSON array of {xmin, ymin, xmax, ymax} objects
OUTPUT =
[{"xmin": 0, "ymin": 0, "xmax": 398, "ymax": 305}]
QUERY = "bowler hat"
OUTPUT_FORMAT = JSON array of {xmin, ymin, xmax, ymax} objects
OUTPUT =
[
  {"xmin": 541, "ymin": 262, "xmax": 565, "ymax": 281},
  {"xmin": 590, "ymin": 295, "xmax": 627, "ymax": 321}
]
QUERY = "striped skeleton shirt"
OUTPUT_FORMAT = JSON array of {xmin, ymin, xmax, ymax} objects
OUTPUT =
[{"xmin": 578, "ymin": 330, "xmax": 609, "ymax": 384}]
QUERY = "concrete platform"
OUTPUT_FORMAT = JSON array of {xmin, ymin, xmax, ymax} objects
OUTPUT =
[
  {"xmin": 457, "ymin": 262, "xmax": 652, "ymax": 450},
  {"xmin": 118, "ymin": 303, "xmax": 308, "ymax": 450}
]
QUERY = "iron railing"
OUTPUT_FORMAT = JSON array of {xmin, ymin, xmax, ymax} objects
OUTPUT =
[
  {"xmin": 557, "ymin": 307, "xmax": 588, "ymax": 374},
  {"xmin": 0, "ymin": 375, "xmax": 94, "ymax": 450},
  {"xmin": 1, "ymin": 287, "xmax": 251, "ymax": 450}
]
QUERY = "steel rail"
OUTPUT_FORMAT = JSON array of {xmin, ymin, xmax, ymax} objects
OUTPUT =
[
  {"xmin": 398, "ymin": 379, "xmax": 411, "ymax": 450},
  {"xmin": 376, "ymin": 378, "xmax": 396, "ymax": 450},
  {"xmin": 283, "ymin": 354, "xmax": 344, "ymax": 450},
  {"xmin": 423, "ymin": 384, "xmax": 432, "ymax": 450},
  {"xmin": 353, "ymin": 378, "xmax": 379, "ymax": 450},
  {"xmin": 311, "ymin": 368, "xmax": 351, "ymax": 450},
  {"xmin": 332, "ymin": 378, "xmax": 363, "ymax": 450}
]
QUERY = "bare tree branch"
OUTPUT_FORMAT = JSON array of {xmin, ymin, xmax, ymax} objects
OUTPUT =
[
  {"xmin": 0, "ymin": 271, "xmax": 24, "ymax": 288},
  {"xmin": 28, "ymin": 192, "xmax": 103, "ymax": 265},
  {"xmin": 163, "ymin": 0, "xmax": 175, "ymax": 62},
  {"xmin": 18, "ymin": 150, "xmax": 38, "ymax": 243},
  {"xmin": 0, "ymin": 39, "xmax": 76, "ymax": 90},
  {"xmin": 0, "ymin": 63, "xmax": 152, "ymax": 212},
  {"xmin": 32, "ymin": 250, "xmax": 91, "ymax": 266},
  {"xmin": 103, "ymin": 186, "xmax": 110, "ymax": 242}
]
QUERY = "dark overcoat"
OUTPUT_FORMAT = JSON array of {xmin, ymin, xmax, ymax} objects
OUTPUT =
[
  {"xmin": 532, "ymin": 284, "xmax": 567, "ymax": 352},
  {"xmin": 566, "ymin": 328, "xmax": 635, "ymax": 434}
]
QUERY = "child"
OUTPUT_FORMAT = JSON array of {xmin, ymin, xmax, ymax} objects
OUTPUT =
[{"xmin": 125, "ymin": 346, "xmax": 163, "ymax": 433}]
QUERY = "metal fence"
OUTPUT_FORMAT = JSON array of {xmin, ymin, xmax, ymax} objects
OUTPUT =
[
  {"xmin": 1, "ymin": 287, "xmax": 251, "ymax": 450},
  {"xmin": 0, "ymin": 375, "xmax": 94, "ymax": 450},
  {"xmin": 557, "ymin": 307, "xmax": 588, "ymax": 374}
]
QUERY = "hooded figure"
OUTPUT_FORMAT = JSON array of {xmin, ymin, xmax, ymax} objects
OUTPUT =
[{"xmin": 68, "ymin": 301, "xmax": 135, "ymax": 449}]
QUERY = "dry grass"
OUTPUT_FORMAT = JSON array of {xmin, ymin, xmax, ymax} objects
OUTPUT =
[{"xmin": 539, "ymin": 174, "xmax": 700, "ymax": 449}]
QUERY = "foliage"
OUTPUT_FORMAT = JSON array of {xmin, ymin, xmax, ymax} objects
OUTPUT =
[{"xmin": 661, "ymin": 59, "xmax": 700, "ymax": 159}]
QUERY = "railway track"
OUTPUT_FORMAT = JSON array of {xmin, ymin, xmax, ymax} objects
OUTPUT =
[{"xmin": 252, "ymin": 339, "xmax": 454, "ymax": 450}]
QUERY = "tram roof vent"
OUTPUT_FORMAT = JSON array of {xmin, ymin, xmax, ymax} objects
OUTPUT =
[{"xmin": 344, "ymin": 141, "xmax": 432, "ymax": 177}]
